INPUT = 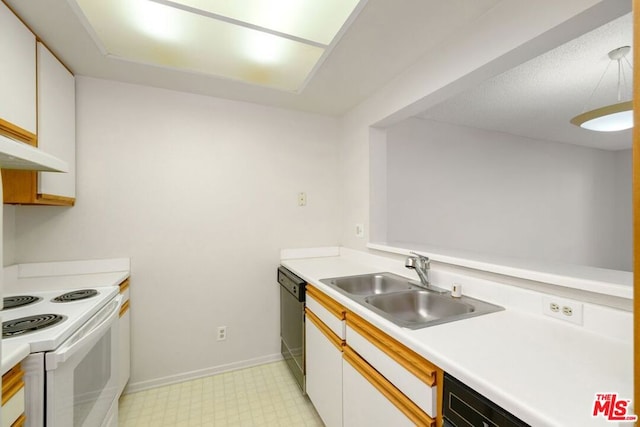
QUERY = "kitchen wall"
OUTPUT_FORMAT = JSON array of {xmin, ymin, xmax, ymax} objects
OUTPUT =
[
  {"xmin": 338, "ymin": 0, "xmax": 625, "ymax": 254},
  {"xmin": 6, "ymin": 77, "xmax": 341, "ymax": 388},
  {"xmin": 380, "ymin": 117, "xmax": 631, "ymax": 271},
  {"xmin": 1, "ymin": 0, "xmax": 624, "ymax": 390}
]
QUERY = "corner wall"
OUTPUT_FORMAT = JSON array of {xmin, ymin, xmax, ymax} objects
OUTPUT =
[{"xmin": 12, "ymin": 77, "xmax": 341, "ymax": 387}]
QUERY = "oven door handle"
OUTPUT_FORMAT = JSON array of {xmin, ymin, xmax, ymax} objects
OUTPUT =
[{"xmin": 46, "ymin": 295, "xmax": 122, "ymax": 370}]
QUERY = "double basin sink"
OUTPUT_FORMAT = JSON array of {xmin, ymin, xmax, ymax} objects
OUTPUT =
[{"xmin": 320, "ymin": 272, "xmax": 503, "ymax": 329}]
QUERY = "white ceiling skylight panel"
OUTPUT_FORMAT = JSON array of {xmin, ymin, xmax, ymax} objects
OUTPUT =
[{"xmin": 68, "ymin": 0, "xmax": 366, "ymax": 92}]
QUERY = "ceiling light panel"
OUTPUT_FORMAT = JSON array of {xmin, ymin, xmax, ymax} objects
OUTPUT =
[
  {"xmin": 70, "ymin": 0, "xmax": 362, "ymax": 91},
  {"xmin": 154, "ymin": 0, "xmax": 361, "ymax": 45}
]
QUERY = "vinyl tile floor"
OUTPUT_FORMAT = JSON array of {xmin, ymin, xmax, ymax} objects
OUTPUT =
[{"xmin": 118, "ymin": 361, "xmax": 324, "ymax": 427}]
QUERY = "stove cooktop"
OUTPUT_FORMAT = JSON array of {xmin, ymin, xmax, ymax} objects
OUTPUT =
[
  {"xmin": 3, "ymin": 314, "xmax": 67, "ymax": 338},
  {"xmin": 2, "ymin": 286, "xmax": 119, "ymax": 352},
  {"xmin": 3, "ymin": 295, "xmax": 42, "ymax": 310},
  {"xmin": 52, "ymin": 289, "xmax": 99, "ymax": 303}
]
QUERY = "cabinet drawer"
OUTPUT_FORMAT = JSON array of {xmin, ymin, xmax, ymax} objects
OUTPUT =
[
  {"xmin": 2, "ymin": 364, "xmax": 26, "ymax": 427},
  {"xmin": 346, "ymin": 311, "xmax": 440, "ymax": 418},
  {"xmin": 343, "ymin": 346, "xmax": 434, "ymax": 427},
  {"xmin": 306, "ymin": 285, "xmax": 345, "ymax": 339}
]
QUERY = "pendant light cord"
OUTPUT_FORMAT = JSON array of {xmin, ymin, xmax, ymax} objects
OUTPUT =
[{"xmin": 581, "ymin": 61, "xmax": 613, "ymax": 113}]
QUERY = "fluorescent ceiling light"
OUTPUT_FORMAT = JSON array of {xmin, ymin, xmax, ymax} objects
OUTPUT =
[
  {"xmin": 151, "ymin": 0, "xmax": 361, "ymax": 45},
  {"xmin": 69, "ymin": 0, "xmax": 366, "ymax": 92}
]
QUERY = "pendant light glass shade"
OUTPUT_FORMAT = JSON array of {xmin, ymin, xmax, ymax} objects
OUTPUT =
[
  {"xmin": 570, "ymin": 46, "xmax": 633, "ymax": 132},
  {"xmin": 570, "ymin": 101, "xmax": 633, "ymax": 131}
]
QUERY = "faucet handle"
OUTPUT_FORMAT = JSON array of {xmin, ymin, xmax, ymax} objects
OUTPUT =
[
  {"xmin": 409, "ymin": 251, "xmax": 430, "ymax": 268},
  {"xmin": 405, "ymin": 256, "xmax": 418, "ymax": 269}
]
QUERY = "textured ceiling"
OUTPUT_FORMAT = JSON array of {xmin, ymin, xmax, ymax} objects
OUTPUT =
[
  {"xmin": 5, "ymin": 0, "xmax": 500, "ymax": 116},
  {"xmin": 417, "ymin": 13, "xmax": 633, "ymax": 151}
]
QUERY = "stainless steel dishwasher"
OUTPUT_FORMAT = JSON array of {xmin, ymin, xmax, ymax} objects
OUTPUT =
[{"xmin": 277, "ymin": 266, "xmax": 306, "ymax": 392}]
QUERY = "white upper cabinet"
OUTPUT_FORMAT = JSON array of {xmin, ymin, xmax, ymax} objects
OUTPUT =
[
  {"xmin": 0, "ymin": 1, "xmax": 37, "ymax": 139},
  {"xmin": 36, "ymin": 42, "xmax": 76, "ymax": 200}
]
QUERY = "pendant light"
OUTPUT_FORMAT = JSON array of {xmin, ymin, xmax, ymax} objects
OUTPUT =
[{"xmin": 570, "ymin": 46, "xmax": 633, "ymax": 132}]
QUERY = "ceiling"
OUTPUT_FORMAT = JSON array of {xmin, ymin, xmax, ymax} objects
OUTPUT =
[
  {"xmin": 417, "ymin": 13, "xmax": 633, "ymax": 151},
  {"xmin": 5, "ymin": 0, "xmax": 500, "ymax": 116}
]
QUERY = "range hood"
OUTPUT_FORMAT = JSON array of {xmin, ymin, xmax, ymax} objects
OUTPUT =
[{"xmin": 0, "ymin": 134, "xmax": 68, "ymax": 172}]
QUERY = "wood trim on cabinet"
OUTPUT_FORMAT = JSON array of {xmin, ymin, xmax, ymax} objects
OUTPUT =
[
  {"xmin": 1, "ymin": 169, "xmax": 75, "ymax": 205},
  {"xmin": 346, "ymin": 310, "xmax": 438, "ymax": 387},
  {"xmin": 306, "ymin": 285, "xmax": 346, "ymax": 320},
  {"xmin": 119, "ymin": 300, "xmax": 130, "ymax": 318},
  {"xmin": 38, "ymin": 194, "xmax": 75, "ymax": 206},
  {"xmin": 0, "ymin": 119, "xmax": 36, "ymax": 146},
  {"xmin": 633, "ymin": 0, "xmax": 639, "ymax": 413},
  {"xmin": 2, "ymin": 365, "xmax": 25, "ymax": 406},
  {"xmin": 118, "ymin": 278, "xmax": 130, "ymax": 293},
  {"xmin": 1, "ymin": 170, "xmax": 37, "ymax": 203},
  {"xmin": 305, "ymin": 307, "xmax": 344, "ymax": 351},
  {"xmin": 344, "ymin": 345, "xmax": 435, "ymax": 427},
  {"xmin": 11, "ymin": 413, "xmax": 26, "ymax": 427}
]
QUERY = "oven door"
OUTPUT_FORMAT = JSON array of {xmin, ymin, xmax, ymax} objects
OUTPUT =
[{"xmin": 45, "ymin": 296, "xmax": 121, "ymax": 427}]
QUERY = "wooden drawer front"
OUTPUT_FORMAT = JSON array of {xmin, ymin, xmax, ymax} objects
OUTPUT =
[
  {"xmin": 346, "ymin": 313, "xmax": 439, "ymax": 418},
  {"xmin": 119, "ymin": 299, "xmax": 130, "ymax": 317},
  {"xmin": 119, "ymin": 279, "xmax": 130, "ymax": 317},
  {"xmin": 343, "ymin": 346, "xmax": 434, "ymax": 427},
  {"xmin": 2, "ymin": 364, "xmax": 25, "ymax": 427},
  {"xmin": 118, "ymin": 278, "xmax": 130, "ymax": 295},
  {"xmin": 306, "ymin": 287, "xmax": 345, "ymax": 339}
]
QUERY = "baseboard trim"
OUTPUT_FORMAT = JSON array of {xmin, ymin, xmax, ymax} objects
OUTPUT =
[{"xmin": 123, "ymin": 353, "xmax": 283, "ymax": 395}]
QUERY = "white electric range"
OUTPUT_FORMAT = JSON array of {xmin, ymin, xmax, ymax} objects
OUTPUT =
[{"xmin": 2, "ymin": 286, "xmax": 121, "ymax": 427}]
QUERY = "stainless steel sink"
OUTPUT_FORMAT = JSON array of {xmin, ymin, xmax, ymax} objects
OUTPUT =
[
  {"xmin": 320, "ymin": 272, "xmax": 413, "ymax": 296},
  {"xmin": 365, "ymin": 290, "xmax": 473, "ymax": 322},
  {"xmin": 319, "ymin": 272, "xmax": 503, "ymax": 329}
]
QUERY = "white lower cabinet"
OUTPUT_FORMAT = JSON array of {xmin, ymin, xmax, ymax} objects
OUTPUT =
[
  {"xmin": 118, "ymin": 279, "xmax": 131, "ymax": 396},
  {"xmin": 304, "ymin": 286, "xmax": 441, "ymax": 427},
  {"xmin": 343, "ymin": 351, "xmax": 415, "ymax": 427},
  {"xmin": 2, "ymin": 363, "xmax": 26, "ymax": 427},
  {"xmin": 305, "ymin": 312, "xmax": 342, "ymax": 427}
]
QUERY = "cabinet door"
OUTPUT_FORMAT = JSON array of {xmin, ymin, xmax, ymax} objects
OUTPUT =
[
  {"xmin": 305, "ymin": 310, "xmax": 343, "ymax": 427},
  {"xmin": 37, "ymin": 42, "xmax": 76, "ymax": 199},
  {"xmin": 343, "ymin": 346, "xmax": 434, "ymax": 427},
  {"xmin": 118, "ymin": 300, "xmax": 131, "ymax": 396},
  {"xmin": 0, "ymin": 1, "xmax": 37, "ymax": 140}
]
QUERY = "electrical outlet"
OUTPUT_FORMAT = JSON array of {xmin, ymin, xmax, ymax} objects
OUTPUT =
[
  {"xmin": 298, "ymin": 192, "xmax": 307, "ymax": 206},
  {"xmin": 217, "ymin": 326, "xmax": 227, "ymax": 341},
  {"xmin": 355, "ymin": 223, "xmax": 364, "ymax": 238},
  {"xmin": 542, "ymin": 296, "xmax": 583, "ymax": 325}
]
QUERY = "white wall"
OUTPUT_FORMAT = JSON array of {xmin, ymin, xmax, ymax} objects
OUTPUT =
[
  {"xmin": 338, "ymin": 0, "xmax": 626, "ymax": 253},
  {"xmin": 10, "ymin": 77, "xmax": 341, "ymax": 387},
  {"xmin": 381, "ymin": 118, "xmax": 630, "ymax": 271},
  {"xmin": 614, "ymin": 149, "xmax": 633, "ymax": 270}
]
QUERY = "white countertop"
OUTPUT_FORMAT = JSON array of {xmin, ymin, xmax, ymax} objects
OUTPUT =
[
  {"xmin": 1, "ymin": 258, "xmax": 130, "ymax": 375},
  {"xmin": 2, "ymin": 341, "xmax": 29, "ymax": 376},
  {"xmin": 369, "ymin": 242, "xmax": 633, "ymax": 299},
  {"xmin": 281, "ymin": 252, "xmax": 633, "ymax": 427}
]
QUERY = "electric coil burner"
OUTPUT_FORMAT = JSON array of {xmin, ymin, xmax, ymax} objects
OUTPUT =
[
  {"xmin": 3, "ymin": 314, "xmax": 67, "ymax": 338},
  {"xmin": 3, "ymin": 295, "xmax": 42, "ymax": 310},
  {"xmin": 52, "ymin": 289, "xmax": 98, "ymax": 302}
]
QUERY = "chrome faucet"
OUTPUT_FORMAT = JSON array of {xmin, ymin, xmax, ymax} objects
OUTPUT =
[{"xmin": 405, "ymin": 252, "xmax": 448, "ymax": 293}]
